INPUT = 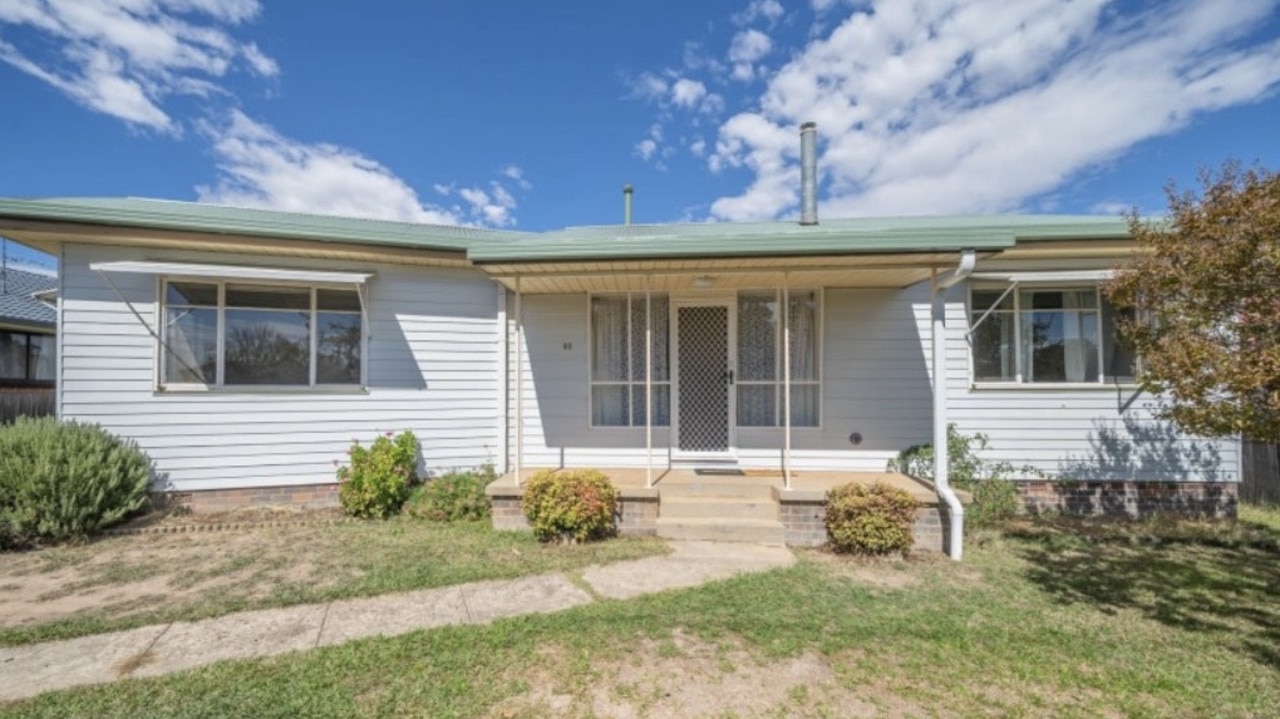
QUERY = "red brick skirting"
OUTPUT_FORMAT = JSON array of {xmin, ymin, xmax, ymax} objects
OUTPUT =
[
  {"xmin": 777, "ymin": 499, "xmax": 946, "ymax": 553},
  {"xmin": 169, "ymin": 484, "xmax": 340, "ymax": 513},
  {"xmin": 489, "ymin": 494, "xmax": 659, "ymax": 536},
  {"xmin": 1017, "ymin": 480, "xmax": 1238, "ymax": 518}
]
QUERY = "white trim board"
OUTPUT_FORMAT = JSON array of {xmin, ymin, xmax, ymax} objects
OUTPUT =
[{"xmin": 89, "ymin": 261, "xmax": 373, "ymax": 286}]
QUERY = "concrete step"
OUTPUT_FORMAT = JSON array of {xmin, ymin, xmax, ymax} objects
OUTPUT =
[
  {"xmin": 660, "ymin": 496, "xmax": 779, "ymax": 520},
  {"xmin": 655, "ymin": 517, "xmax": 786, "ymax": 545},
  {"xmin": 657, "ymin": 481, "xmax": 774, "ymax": 499}
]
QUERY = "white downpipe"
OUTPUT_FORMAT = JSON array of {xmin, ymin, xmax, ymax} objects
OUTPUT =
[
  {"xmin": 645, "ymin": 279, "xmax": 654, "ymax": 488},
  {"xmin": 932, "ymin": 251, "xmax": 976, "ymax": 560},
  {"xmin": 514, "ymin": 276, "xmax": 523, "ymax": 486},
  {"xmin": 782, "ymin": 275, "xmax": 793, "ymax": 489}
]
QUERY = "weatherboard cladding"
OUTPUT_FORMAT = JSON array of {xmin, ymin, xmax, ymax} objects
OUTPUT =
[
  {"xmin": 0, "ymin": 197, "xmax": 1132, "ymax": 265},
  {"xmin": 0, "ymin": 267, "xmax": 56, "ymax": 328}
]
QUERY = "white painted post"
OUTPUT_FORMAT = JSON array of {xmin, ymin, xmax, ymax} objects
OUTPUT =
[
  {"xmin": 515, "ymin": 276, "xmax": 523, "ymax": 486},
  {"xmin": 645, "ymin": 279, "xmax": 654, "ymax": 488},
  {"xmin": 783, "ymin": 275, "xmax": 792, "ymax": 490}
]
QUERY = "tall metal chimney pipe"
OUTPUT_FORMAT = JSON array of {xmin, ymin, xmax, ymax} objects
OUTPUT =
[
  {"xmin": 799, "ymin": 122, "xmax": 818, "ymax": 226},
  {"xmin": 623, "ymin": 184, "xmax": 634, "ymax": 226}
]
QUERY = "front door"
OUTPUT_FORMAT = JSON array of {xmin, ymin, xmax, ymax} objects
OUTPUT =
[{"xmin": 673, "ymin": 301, "xmax": 734, "ymax": 458}]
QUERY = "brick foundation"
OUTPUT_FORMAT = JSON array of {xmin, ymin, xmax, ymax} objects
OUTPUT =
[
  {"xmin": 169, "ymin": 483, "xmax": 339, "ymax": 513},
  {"xmin": 486, "ymin": 486, "xmax": 659, "ymax": 536},
  {"xmin": 777, "ymin": 496, "xmax": 948, "ymax": 553},
  {"xmin": 1017, "ymin": 481, "xmax": 1238, "ymax": 518}
]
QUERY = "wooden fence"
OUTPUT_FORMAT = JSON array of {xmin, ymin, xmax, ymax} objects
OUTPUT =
[
  {"xmin": 1241, "ymin": 439, "xmax": 1280, "ymax": 505},
  {"xmin": 0, "ymin": 389, "xmax": 55, "ymax": 425}
]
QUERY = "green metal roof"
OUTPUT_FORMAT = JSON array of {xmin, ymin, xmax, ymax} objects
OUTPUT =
[
  {"xmin": 467, "ymin": 215, "xmax": 1131, "ymax": 263},
  {"xmin": 0, "ymin": 197, "xmax": 529, "ymax": 253},
  {"xmin": 0, "ymin": 197, "xmax": 1132, "ymax": 263}
]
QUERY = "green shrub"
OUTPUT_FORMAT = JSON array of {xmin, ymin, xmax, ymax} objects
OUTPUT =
[
  {"xmin": 888, "ymin": 424, "xmax": 1030, "ymax": 530},
  {"xmin": 407, "ymin": 465, "xmax": 495, "ymax": 522},
  {"xmin": 825, "ymin": 481, "xmax": 919, "ymax": 555},
  {"xmin": 520, "ymin": 469, "xmax": 618, "ymax": 543},
  {"xmin": 337, "ymin": 430, "xmax": 418, "ymax": 519},
  {"xmin": 0, "ymin": 416, "xmax": 152, "ymax": 543}
]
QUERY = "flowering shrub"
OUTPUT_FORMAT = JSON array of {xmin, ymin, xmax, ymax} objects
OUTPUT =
[
  {"xmin": 520, "ymin": 469, "xmax": 618, "ymax": 543},
  {"xmin": 336, "ymin": 430, "xmax": 418, "ymax": 519},
  {"xmin": 825, "ymin": 481, "xmax": 919, "ymax": 556}
]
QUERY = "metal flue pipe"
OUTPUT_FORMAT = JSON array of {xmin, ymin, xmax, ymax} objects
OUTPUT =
[{"xmin": 799, "ymin": 122, "xmax": 818, "ymax": 226}]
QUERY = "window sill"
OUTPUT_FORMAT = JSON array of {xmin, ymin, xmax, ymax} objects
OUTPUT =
[
  {"xmin": 970, "ymin": 382, "xmax": 1141, "ymax": 392},
  {"xmin": 156, "ymin": 385, "xmax": 369, "ymax": 396}
]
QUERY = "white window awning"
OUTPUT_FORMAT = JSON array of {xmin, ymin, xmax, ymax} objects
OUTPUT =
[
  {"xmin": 89, "ymin": 261, "xmax": 373, "ymax": 285},
  {"xmin": 970, "ymin": 269, "xmax": 1114, "ymax": 284}
]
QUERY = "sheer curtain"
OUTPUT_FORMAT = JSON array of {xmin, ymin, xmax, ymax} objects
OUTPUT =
[
  {"xmin": 788, "ymin": 291, "xmax": 819, "ymax": 426},
  {"xmin": 591, "ymin": 296, "xmax": 629, "ymax": 425}
]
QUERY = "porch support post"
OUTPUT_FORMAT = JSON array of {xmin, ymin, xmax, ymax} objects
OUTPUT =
[
  {"xmin": 645, "ymin": 277, "xmax": 654, "ymax": 488},
  {"xmin": 515, "ymin": 276, "xmax": 524, "ymax": 486},
  {"xmin": 783, "ymin": 273, "xmax": 792, "ymax": 490},
  {"xmin": 930, "ymin": 251, "xmax": 976, "ymax": 560}
]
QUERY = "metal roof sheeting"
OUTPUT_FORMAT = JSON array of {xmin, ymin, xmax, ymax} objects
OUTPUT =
[{"xmin": 0, "ymin": 197, "xmax": 1133, "ymax": 265}]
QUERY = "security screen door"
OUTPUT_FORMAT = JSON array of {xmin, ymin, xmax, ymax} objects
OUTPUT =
[{"xmin": 674, "ymin": 303, "xmax": 733, "ymax": 455}]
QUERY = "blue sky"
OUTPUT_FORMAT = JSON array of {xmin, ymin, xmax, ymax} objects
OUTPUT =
[{"xmin": 2, "ymin": 0, "xmax": 1280, "ymax": 270}]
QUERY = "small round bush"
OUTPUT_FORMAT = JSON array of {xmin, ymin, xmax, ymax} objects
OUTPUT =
[
  {"xmin": 520, "ymin": 469, "xmax": 618, "ymax": 543},
  {"xmin": 825, "ymin": 481, "xmax": 919, "ymax": 556},
  {"xmin": 964, "ymin": 478, "xmax": 1021, "ymax": 528},
  {"xmin": 0, "ymin": 416, "xmax": 152, "ymax": 543},
  {"xmin": 337, "ymin": 430, "xmax": 418, "ymax": 519},
  {"xmin": 407, "ymin": 467, "xmax": 495, "ymax": 522}
]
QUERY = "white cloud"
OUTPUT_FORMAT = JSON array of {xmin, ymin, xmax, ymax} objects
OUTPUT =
[
  {"xmin": 734, "ymin": 0, "xmax": 784, "ymax": 27},
  {"xmin": 501, "ymin": 164, "xmax": 532, "ymax": 190},
  {"xmin": 701, "ymin": 0, "xmax": 1280, "ymax": 221},
  {"xmin": 197, "ymin": 111, "xmax": 527, "ymax": 227},
  {"xmin": 196, "ymin": 110, "xmax": 462, "ymax": 224},
  {"xmin": 635, "ymin": 138, "xmax": 658, "ymax": 162},
  {"xmin": 671, "ymin": 77, "xmax": 707, "ymax": 108},
  {"xmin": 0, "ymin": 0, "xmax": 276, "ymax": 133},
  {"xmin": 689, "ymin": 137, "xmax": 707, "ymax": 156},
  {"xmin": 729, "ymin": 29, "xmax": 773, "ymax": 81}
]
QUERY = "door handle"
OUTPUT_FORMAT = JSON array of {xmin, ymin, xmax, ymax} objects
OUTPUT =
[{"xmin": 726, "ymin": 369, "xmax": 735, "ymax": 385}]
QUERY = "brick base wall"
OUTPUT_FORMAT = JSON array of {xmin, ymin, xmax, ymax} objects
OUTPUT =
[
  {"xmin": 489, "ymin": 495, "xmax": 659, "ymax": 536},
  {"xmin": 1017, "ymin": 481, "xmax": 1238, "ymax": 518},
  {"xmin": 169, "ymin": 484, "xmax": 339, "ymax": 513},
  {"xmin": 778, "ymin": 499, "xmax": 948, "ymax": 553}
]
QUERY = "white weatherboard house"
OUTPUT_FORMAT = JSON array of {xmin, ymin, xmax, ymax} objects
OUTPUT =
[{"xmin": 0, "ymin": 141, "xmax": 1238, "ymax": 559}]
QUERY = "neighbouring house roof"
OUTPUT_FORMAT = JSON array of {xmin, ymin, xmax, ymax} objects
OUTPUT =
[
  {"xmin": 0, "ymin": 196, "xmax": 1133, "ymax": 266},
  {"xmin": 0, "ymin": 266, "xmax": 56, "ymax": 330},
  {"xmin": 0, "ymin": 197, "xmax": 529, "ymax": 254}
]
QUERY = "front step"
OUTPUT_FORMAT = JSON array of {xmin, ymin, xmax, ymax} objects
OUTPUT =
[
  {"xmin": 660, "ymin": 495, "xmax": 779, "ymax": 520},
  {"xmin": 655, "ymin": 517, "xmax": 786, "ymax": 545},
  {"xmin": 656, "ymin": 482, "xmax": 784, "ymax": 544}
]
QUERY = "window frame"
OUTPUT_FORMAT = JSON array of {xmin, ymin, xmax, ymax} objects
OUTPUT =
[
  {"xmin": 735, "ymin": 288, "xmax": 823, "ymax": 429},
  {"xmin": 587, "ymin": 292, "xmax": 671, "ymax": 428},
  {"xmin": 157, "ymin": 277, "xmax": 367, "ymax": 392},
  {"xmin": 967, "ymin": 282, "xmax": 1138, "ymax": 388},
  {"xmin": 0, "ymin": 329, "xmax": 56, "ymax": 387}
]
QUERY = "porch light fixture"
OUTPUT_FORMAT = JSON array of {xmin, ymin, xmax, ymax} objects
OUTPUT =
[{"xmin": 692, "ymin": 275, "xmax": 716, "ymax": 289}]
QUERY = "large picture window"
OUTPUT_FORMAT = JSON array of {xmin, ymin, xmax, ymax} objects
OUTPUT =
[
  {"xmin": 589, "ymin": 293, "xmax": 670, "ymax": 426},
  {"xmin": 970, "ymin": 285, "xmax": 1136, "ymax": 384},
  {"xmin": 161, "ymin": 280, "xmax": 363, "ymax": 388},
  {"xmin": 737, "ymin": 290, "xmax": 820, "ymax": 427},
  {"xmin": 0, "ymin": 330, "xmax": 55, "ymax": 386}
]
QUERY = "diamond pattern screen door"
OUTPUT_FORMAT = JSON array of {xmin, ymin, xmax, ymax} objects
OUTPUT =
[{"xmin": 675, "ymin": 305, "xmax": 731, "ymax": 453}]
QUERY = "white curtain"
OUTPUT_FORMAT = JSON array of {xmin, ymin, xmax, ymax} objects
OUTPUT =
[
  {"xmin": 788, "ymin": 292, "xmax": 819, "ymax": 426},
  {"xmin": 591, "ymin": 296, "xmax": 629, "ymax": 425}
]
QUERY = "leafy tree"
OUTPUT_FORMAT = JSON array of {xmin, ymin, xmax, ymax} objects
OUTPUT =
[{"xmin": 1106, "ymin": 162, "xmax": 1280, "ymax": 441}]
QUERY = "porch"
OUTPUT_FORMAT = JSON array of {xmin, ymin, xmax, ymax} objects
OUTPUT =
[{"xmin": 486, "ymin": 468, "xmax": 954, "ymax": 551}]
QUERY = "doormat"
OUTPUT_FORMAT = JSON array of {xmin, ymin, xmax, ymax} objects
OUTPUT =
[{"xmin": 694, "ymin": 468, "xmax": 746, "ymax": 476}]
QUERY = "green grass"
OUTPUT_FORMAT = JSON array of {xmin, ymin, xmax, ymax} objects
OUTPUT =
[
  {"xmin": 0, "ymin": 519, "xmax": 667, "ymax": 647},
  {"xmin": 4, "ymin": 506, "xmax": 1279, "ymax": 718}
]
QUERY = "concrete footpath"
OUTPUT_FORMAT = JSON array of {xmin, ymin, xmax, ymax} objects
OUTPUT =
[{"xmin": 0, "ymin": 541, "xmax": 793, "ymax": 703}]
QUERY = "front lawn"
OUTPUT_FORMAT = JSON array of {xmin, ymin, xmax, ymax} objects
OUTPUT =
[
  {"xmin": 5, "ymin": 506, "xmax": 1278, "ymax": 718},
  {"xmin": 0, "ymin": 515, "xmax": 667, "ymax": 646}
]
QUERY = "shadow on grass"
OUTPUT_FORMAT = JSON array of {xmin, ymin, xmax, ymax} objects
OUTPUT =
[{"xmin": 1006, "ymin": 514, "xmax": 1280, "ymax": 670}]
